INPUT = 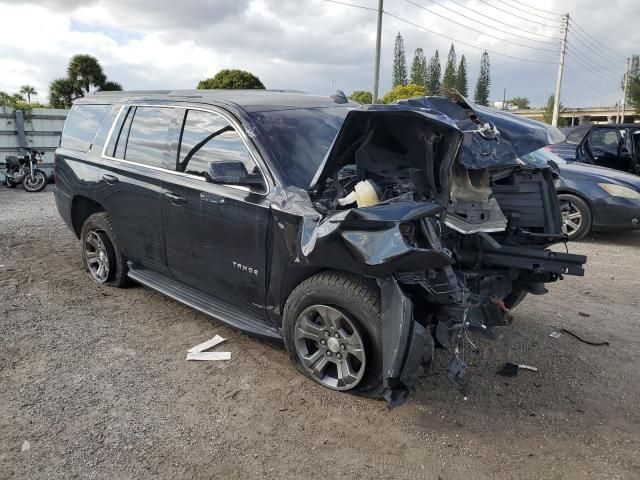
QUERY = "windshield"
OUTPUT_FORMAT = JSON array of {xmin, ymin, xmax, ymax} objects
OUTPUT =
[
  {"xmin": 519, "ymin": 147, "xmax": 567, "ymax": 167},
  {"xmin": 249, "ymin": 106, "xmax": 352, "ymax": 188}
]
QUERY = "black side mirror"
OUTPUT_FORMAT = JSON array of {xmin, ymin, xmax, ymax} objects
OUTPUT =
[{"xmin": 206, "ymin": 161, "xmax": 264, "ymax": 188}]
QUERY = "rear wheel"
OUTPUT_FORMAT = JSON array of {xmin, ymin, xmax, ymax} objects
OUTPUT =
[
  {"xmin": 558, "ymin": 194, "xmax": 592, "ymax": 241},
  {"xmin": 80, "ymin": 212, "xmax": 129, "ymax": 287},
  {"xmin": 283, "ymin": 271, "xmax": 382, "ymax": 395}
]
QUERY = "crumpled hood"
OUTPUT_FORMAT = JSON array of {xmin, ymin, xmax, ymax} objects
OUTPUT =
[
  {"xmin": 395, "ymin": 95, "xmax": 565, "ymax": 169},
  {"xmin": 311, "ymin": 94, "xmax": 565, "ymax": 191}
]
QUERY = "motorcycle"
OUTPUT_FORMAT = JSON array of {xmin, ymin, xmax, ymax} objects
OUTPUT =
[{"xmin": 2, "ymin": 147, "xmax": 48, "ymax": 192}]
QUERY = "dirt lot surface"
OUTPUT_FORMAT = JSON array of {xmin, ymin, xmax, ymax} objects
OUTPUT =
[{"xmin": 1, "ymin": 187, "xmax": 639, "ymax": 480}]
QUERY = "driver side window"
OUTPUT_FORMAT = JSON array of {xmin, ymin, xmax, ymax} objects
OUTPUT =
[
  {"xmin": 178, "ymin": 110, "xmax": 260, "ymax": 182},
  {"xmin": 588, "ymin": 128, "xmax": 621, "ymax": 155}
]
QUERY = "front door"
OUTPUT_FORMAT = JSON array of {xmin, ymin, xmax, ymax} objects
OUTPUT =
[
  {"xmin": 161, "ymin": 108, "xmax": 270, "ymax": 312},
  {"xmin": 585, "ymin": 127, "xmax": 632, "ymax": 172}
]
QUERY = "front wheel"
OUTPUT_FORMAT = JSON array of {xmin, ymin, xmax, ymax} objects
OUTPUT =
[
  {"xmin": 22, "ymin": 169, "xmax": 47, "ymax": 192},
  {"xmin": 283, "ymin": 271, "xmax": 382, "ymax": 395},
  {"xmin": 558, "ymin": 193, "xmax": 592, "ymax": 241}
]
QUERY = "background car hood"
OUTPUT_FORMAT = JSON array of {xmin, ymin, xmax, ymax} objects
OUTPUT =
[
  {"xmin": 396, "ymin": 95, "xmax": 565, "ymax": 170},
  {"xmin": 560, "ymin": 162, "xmax": 640, "ymax": 189}
]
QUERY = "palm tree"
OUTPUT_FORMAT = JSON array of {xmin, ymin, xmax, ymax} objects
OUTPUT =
[
  {"xmin": 0, "ymin": 91, "xmax": 11, "ymax": 107},
  {"xmin": 19, "ymin": 85, "xmax": 37, "ymax": 104},
  {"xmin": 49, "ymin": 78, "xmax": 80, "ymax": 109},
  {"xmin": 99, "ymin": 81, "xmax": 123, "ymax": 91},
  {"xmin": 67, "ymin": 54, "xmax": 106, "ymax": 93}
]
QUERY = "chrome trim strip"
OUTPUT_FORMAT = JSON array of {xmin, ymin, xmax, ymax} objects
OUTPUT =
[{"xmin": 100, "ymin": 103, "xmax": 270, "ymax": 195}]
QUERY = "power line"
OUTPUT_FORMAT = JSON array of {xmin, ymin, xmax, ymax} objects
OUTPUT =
[
  {"xmin": 507, "ymin": 0, "xmax": 562, "ymax": 16},
  {"xmin": 568, "ymin": 19, "xmax": 628, "ymax": 61},
  {"xmin": 417, "ymin": 0, "xmax": 558, "ymax": 45},
  {"xmin": 491, "ymin": 0, "xmax": 560, "ymax": 21},
  {"xmin": 403, "ymin": 0, "xmax": 558, "ymax": 53},
  {"xmin": 565, "ymin": 50, "xmax": 623, "ymax": 85},
  {"xmin": 324, "ymin": 0, "xmax": 378, "ymax": 12},
  {"xmin": 473, "ymin": 0, "xmax": 559, "ymax": 28},
  {"xmin": 383, "ymin": 10, "xmax": 558, "ymax": 64},
  {"xmin": 566, "ymin": 38, "xmax": 626, "ymax": 70},
  {"xmin": 436, "ymin": 0, "xmax": 562, "ymax": 40}
]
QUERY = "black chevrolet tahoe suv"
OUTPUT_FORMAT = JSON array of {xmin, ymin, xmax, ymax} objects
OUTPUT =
[{"xmin": 55, "ymin": 90, "xmax": 586, "ymax": 405}]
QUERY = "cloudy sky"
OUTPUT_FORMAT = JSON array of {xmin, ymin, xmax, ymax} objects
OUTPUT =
[{"xmin": 0, "ymin": 0, "xmax": 637, "ymax": 108}]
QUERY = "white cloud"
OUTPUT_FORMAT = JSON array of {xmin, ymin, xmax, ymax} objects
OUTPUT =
[{"xmin": 0, "ymin": 0, "xmax": 637, "ymax": 107}]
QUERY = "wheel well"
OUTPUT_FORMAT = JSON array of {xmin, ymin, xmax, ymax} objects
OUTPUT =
[
  {"xmin": 557, "ymin": 190, "xmax": 592, "ymax": 212},
  {"xmin": 71, "ymin": 196, "xmax": 105, "ymax": 237}
]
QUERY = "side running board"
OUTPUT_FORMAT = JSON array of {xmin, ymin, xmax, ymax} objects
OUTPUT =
[{"xmin": 127, "ymin": 264, "xmax": 282, "ymax": 340}]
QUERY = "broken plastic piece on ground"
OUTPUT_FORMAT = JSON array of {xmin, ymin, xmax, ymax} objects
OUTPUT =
[
  {"xmin": 549, "ymin": 331, "xmax": 562, "ymax": 339},
  {"xmin": 188, "ymin": 335, "xmax": 226, "ymax": 353},
  {"xmin": 186, "ymin": 351, "xmax": 231, "ymax": 361},
  {"xmin": 561, "ymin": 328, "xmax": 609, "ymax": 346},
  {"xmin": 186, "ymin": 334, "xmax": 230, "ymax": 361},
  {"xmin": 497, "ymin": 362, "xmax": 538, "ymax": 377},
  {"xmin": 447, "ymin": 357, "xmax": 470, "ymax": 396}
]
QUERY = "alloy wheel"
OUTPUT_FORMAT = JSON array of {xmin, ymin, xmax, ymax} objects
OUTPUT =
[
  {"xmin": 83, "ymin": 231, "xmax": 110, "ymax": 283},
  {"xmin": 294, "ymin": 304, "xmax": 366, "ymax": 391},
  {"xmin": 562, "ymin": 205, "xmax": 582, "ymax": 238}
]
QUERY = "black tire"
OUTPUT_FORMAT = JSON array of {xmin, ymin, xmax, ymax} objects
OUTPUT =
[
  {"xmin": 503, "ymin": 289, "xmax": 528, "ymax": 310},
  {"xmin": 283, "ymin": 271, "xmax": 383, "ymax": 396},
  {"xmin": 558, "ymin": 193, "xmax": 592, "ymax": 241},
  {"xmin": 80, "ymin": 212, "xmax": 129, "ymax": 288},
  {"xmin": 22, "ymin": 169, "xmax": 47, "ymax": 192}
]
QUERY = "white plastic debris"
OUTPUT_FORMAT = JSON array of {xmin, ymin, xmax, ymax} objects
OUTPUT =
[
  {"xmin": 186, "ymin": 351, "xmax": 232, "ymax": 361},
  {"xmin": 549, "ymin": 331, "xmax": 562, "ymax": 339},
  {"xmin": 186, "ymin": 335, "xmax": 230, "ymax": 361},
  {"xmin": 188, "ymin": 335, "xmax": 226, "ymax": 353},
  {"xmin": 21, "ymin": 440, "xmax": 30, "ymax": 452}
]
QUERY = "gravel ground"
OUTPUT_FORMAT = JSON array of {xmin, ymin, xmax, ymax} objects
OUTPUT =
[{"xmin": 1, "ymin": 187, "xmax": 639, "ymax": 480}]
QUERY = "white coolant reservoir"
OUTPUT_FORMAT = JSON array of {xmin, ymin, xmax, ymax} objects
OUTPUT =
[{"xmin": 337, "ymin": 180, "xmax": 380, "ymax": 208}]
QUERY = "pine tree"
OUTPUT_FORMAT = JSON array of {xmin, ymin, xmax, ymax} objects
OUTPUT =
[
  {"xmin": 410, "ymin": 48, "xmax": 427, "ymax": 88},
  {"xmin": 455, "ymin": 55, "xmax": 468, "ymax": 97},
  {"xmin": 474, "ymin": 51, "xmax": 491, "ymax": 106},
  {"xmin": 441, "ymin": 44, "xmax": 457, "ymax": 94},
  {"xmin": 392, "ymin": 32, "xmax": 408, "ymax": 88},
  {"xmin": 425, "ymin": 50, "xmax": 441, "ymax": 95}
]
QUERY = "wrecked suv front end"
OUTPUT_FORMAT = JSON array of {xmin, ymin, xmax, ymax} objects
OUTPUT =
[{"xmin": 268, "ymin": 95, "xmax": 586, "ymax": 405}]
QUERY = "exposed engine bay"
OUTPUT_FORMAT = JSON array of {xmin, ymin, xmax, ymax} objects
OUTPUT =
[{"xmin": 295, "ymin": 96, "xmax": 587, "ymax": 405}]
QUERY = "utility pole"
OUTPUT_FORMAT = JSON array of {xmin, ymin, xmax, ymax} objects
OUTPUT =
[
  {"xmin": 552, "ymin": 13, "xmax": 569, "ymax": 127},
  {"xmin": 502, "ymin": 88, "xmax": 507, "ymax": 110},
  {"xmin": 621, "ymin": 57, "xmax": 630, "ymax": 124},
  {"xmin": 372, "ymin": 0, "xmax": 383, "ymax": 104}
]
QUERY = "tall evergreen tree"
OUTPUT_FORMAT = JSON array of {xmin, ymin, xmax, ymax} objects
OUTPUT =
[
  {"xmin": 425, "ymin": 50, "xmax": 441, "ymax": 95},
  {"xmin": 474, "ymin": 51, "xmax": 491, "ymax": 106},
  {"xmin": 455, "ymin": 55, "xmax": 468, "ymax": 97},
  {"xmin": 441, "ymin": 44, "xmax": 457, "ymax": 94},
  {"xmin": 392, "ymin": 32, "xmax": 408, "ymax": 87},
  {"xmin": 410, "ymin": 48, "xmax": 427, "ymax": 88}
]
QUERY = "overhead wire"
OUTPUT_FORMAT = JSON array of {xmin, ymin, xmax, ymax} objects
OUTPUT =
[
  {"xmin": 506, "ymin": 0, "xmax": 562, "ymax": 16},
  {"xmin": 435, "ymin": 0, "xmax": 562, "ymax": 40},
  {"xmin": 411, "ymin": 0, "xmax": 559, "ymax": 46},
  {"xmin": 490, "ymin": 0, "xmax": 560, "ymax": 21},
  {"xmin": 383, "ymin": 10, "xmax": 558, "ymax": 64},
  {"xmin": 323, "ymin": 0, "xmax": 378, "ymax": 12},
  {"xmin": 473, "ymin": 0, "xmax": 559, "ymax": 28},
  {"xmin": 568, "ymin": 20, "xmax": 628, "ymax": 62},
  {"xmin": 566, "ymin": 39, "xmax": 627, "ymax": 71},
  {"xmin": 565, "ymin": 49, "xmax": 623, "ymax": 85},
  {"xmin": 403, "ymin": 0, "xmax": 558, "ymax": 53}
]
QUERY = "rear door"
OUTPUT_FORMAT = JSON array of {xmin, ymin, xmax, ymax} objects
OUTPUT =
[
  {"xmin": 161, "ymin": 107, "xmax": 271, "ymax": 312},
  {"xmin": 98, "ymin": 105, "xmax": 183, "ymax": 274},
  {"xmin": 585, "ymin": 127, "xmax": 631, "ymax": 172}
]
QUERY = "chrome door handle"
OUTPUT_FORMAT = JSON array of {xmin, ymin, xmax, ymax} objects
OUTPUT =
[
  {"xmin": 101, "ymin": 174, "xmax": 118, "ymax": 185},
  {"xmin": 164, "ymin": 192, "xmax": 186, "ymax": 205}
]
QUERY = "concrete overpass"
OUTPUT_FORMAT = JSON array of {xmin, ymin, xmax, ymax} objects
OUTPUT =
[{"xmin": 510, "ymin": 106, "xmax": 639, "ymax": 125}]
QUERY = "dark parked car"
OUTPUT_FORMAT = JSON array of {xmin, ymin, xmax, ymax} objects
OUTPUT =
[
  {"xmin": 521, "ymin": 148, "xmax": 640, "ymax": 240},
  {"xmin": 54, "ymin": 91, "xmax": 586, "ymax": 405},
  {"xmin": 548, "ymin": 124, "xmax": 640, "ymax": 175}
]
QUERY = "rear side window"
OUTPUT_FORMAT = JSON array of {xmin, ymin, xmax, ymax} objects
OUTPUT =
[
  {"xmin": 565, "ymin": 128, "xmax": 589, "ymax": 144},
  {"xmin": 106, "ymin": 106, "xmax": 183, "ymax": 169},
  {"xmin": 178, "ymin": 110, "xmax": 258, "ymax": 178},
  {"xmin": 61, "ymin": 104, "xmax": 110, "ymax": 152}
]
